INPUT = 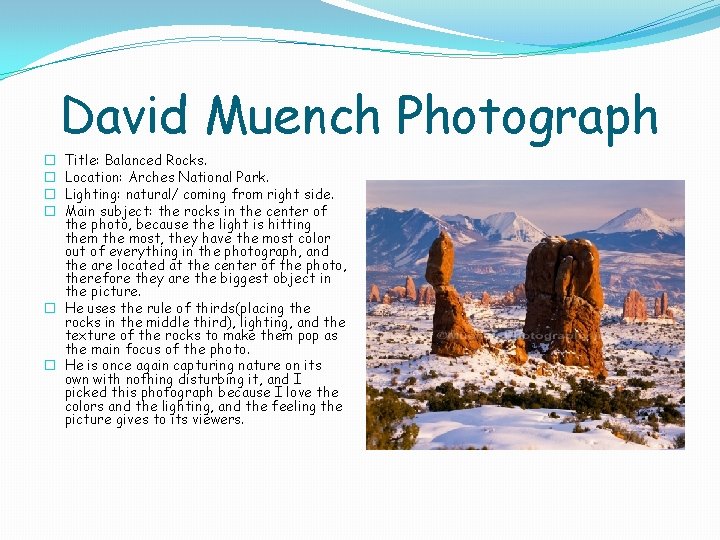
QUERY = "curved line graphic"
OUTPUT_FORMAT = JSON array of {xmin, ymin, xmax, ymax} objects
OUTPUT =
[
  {"xmin": 1, "ymin": 1, "xmax": 719, "ymax": 81},
  {"xmin": 321, "ymin": 0, "xmax": 501, "ymax": 41}
]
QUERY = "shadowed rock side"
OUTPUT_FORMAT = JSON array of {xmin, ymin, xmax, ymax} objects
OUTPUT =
[
  {"xmin": 425, "ymin": 231, "xmax": 484, "ymax": 357},
  {"xmin": 523, "ymin": 236, "xmax": 606, "ymax": 378}
]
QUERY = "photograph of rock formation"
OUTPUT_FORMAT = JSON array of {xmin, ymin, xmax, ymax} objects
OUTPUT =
[{"xmin": 366, "ymin": 180, "xmax": 685, "ymax": 450}]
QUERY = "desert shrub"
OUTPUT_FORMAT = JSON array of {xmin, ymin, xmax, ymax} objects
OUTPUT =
[
  {"xmin": 486, "ymin": 381, "xmax": 505, "ymax": 403},
  {"xmin": 405, "ymin": 376, "xmax": 417, "ymax": 386},
  {"xmin": 673, "ymin": 434, "xmax": 685, "ymax": 449},
  {"xmin": 600, "ymin": 420, "xmax": 646, "ymax": 445},
  {"xmin": 498, "ymin": 387, "xmax": 524, "ymax": 408},
  {"xmin": 515, "ymin": 387, "xmax": 562, "ymax": 409},
  {"xmin": 610, "ymin": 387, "xmax": 647, "ymax": 418},
  {"xmin": 549, "ymin": 411, "xmax": 560, "ymax": 419},
  {"xmin": 616, "ymin": 368, "xmax": 628, "ymax": 376},
  {"xmin": 400, "ymin": 374, "xmax": 652, "ymax": 421},
  {"xmin": 640, "ymin": 368, "xmax": 653, "ymax": 377},
  {"xmin": 461, "ymin": 382, "xmax": 489, "ymax": 407},
  {"xmin": 627, "ymin": 377, "xmax": 655, "ymax": 390},
  {"xmin": 659, "ymin": 404, "xmax": 684, "ymax": 425},
  {"xmin": 563, "ymin": 377, "xmax": 612, "ymax": 417},
  {"xmin": 573, "ymin": 422, "xmax": 590, "ymax": 433},
  {"xmin": 556, "ymin": 377, "xmax": 650, "ymax": 418},
  {"xmin": 424, "ymin": 381, "xmax": 563, "ymax": 412},
  {"xmin": 366, "ymin": 385, "xmax": 419, "ymax": 450},
  {"xmin": 427, "ymin": 382, "xmax": 469, "ymax": 411}
]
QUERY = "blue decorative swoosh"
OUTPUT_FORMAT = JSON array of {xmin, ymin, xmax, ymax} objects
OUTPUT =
[{"xmin": 1, "ymin": 1, "xmax": 719, "ymax": 80}]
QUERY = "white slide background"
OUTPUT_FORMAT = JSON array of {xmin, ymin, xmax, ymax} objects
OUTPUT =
[{"xmin": 0, "ymin": 25, "xmax": 718, "ymax": 539}]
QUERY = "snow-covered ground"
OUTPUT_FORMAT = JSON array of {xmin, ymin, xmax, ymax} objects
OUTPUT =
[
  {"xmin": 366, "ymin": 301, "xmax": 685, "ymax": 450},
  {"xmin": 413, "ymin": 407, "xmax": 680, "ymax": 450}
]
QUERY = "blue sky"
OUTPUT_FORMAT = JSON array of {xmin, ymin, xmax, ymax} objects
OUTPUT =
[{"xmin": 366, "ymin": 180, "xmax": 684, "ymax": 235}]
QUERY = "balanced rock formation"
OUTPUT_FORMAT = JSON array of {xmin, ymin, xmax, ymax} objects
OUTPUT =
[
  {"xmin": 654, "ymin": 297, "xmax": 662, "ymax": 317},
  {"xmin": 404, "ymin": 276, "xmax": 417, "ymax": 301},
  {"xmin": 523, "ymin": 236, "xmax": 606, "ymax": 378},
  {"xmin": 368, "ymin": 284, "xmax": 381, "ymax": 303},
  {"xmin": 622, "ymin": 289, "xmax": 648, "ymax": 322},
  {"xmin": 425, "ymin": 231, "xmax": 484, "ymax": 357},
  {"xmin": 480, "ymin": 291, "xmax": 492, "ymax": 306}
]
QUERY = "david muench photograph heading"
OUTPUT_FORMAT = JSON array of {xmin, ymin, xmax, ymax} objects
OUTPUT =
[{"xmin": 62, "ymin": 93, "xmax": 657, "ymax": 146}]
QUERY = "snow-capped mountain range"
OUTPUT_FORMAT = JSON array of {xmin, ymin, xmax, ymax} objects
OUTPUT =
[
  {"xmin": 366, "ymin": 208, "xmax": 547, "ymax": 268},
  {"xmin": 443, "ymin": 212, "xmax": 547, "ymax": 243},
  {"xmin": 593, "ymin": 207, "xmax": 684, "ymax": 235},
  {"xmin": 367, "ymin": 206, "xmax": 684, "ymax": 269},
  {"xmin": 367, "ymin": 207, "xmax": 685, "ymax": 304},
  {"xmin": 569, "ymin": 207, "xmax": 684, "ymax": 255}
]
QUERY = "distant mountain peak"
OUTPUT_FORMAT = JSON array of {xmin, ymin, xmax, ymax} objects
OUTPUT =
[
  {"xmin": 440, "ymin": 214, "xmax": 476, "ymax": 231},
  {"xmin": 483, "ymin": 212, "xmax": 546, "ymax": 243},
  {"xmin": 595, "ymin": 207, "xmax": 683, "ymax": 235},
  {"xmin": 440, "ymin": 211, "xmax": 545, "ymax": 243}
]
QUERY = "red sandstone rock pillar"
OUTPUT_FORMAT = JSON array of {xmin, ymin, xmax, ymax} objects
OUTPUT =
[
  {"xmin": 523, "ymin": 236, "xmax": 606, "ymax": 378},
  {"xmin": 405, "ymin": 276, "xmax": 417, "ymax": 301},
  {"xmin": 425, "ymin": 231, "xmax": 484, "ymax": 357},
  {"xmin": 368, "ymin": 284, "xmax": 380, "ymax": 302},
  {"xmin": 622, "ymin": 289, "xmax": 648, "ymax": 322}
]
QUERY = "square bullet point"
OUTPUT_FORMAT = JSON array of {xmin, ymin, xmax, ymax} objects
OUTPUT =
[
  {"xmin": 45, "ymin": 188, "xmax": 56, "ymax": 200},
  {"xmin": 44, "ymin": 155, "xmax": 56, "ymax": 166},
  {"xmin": 45, "ymin": 172, "xmax": 56, "ymax": 183},
  {"xmin": 44, "ymin": 360, "xmax": 56, "ymax": 371},
  {"xmin": 44, "ymin": 205, "xmax": 56, "ymax": 216},
  {"xmin": 44, "ymin": 302, "xmax": 56, "ymax": 314}
]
